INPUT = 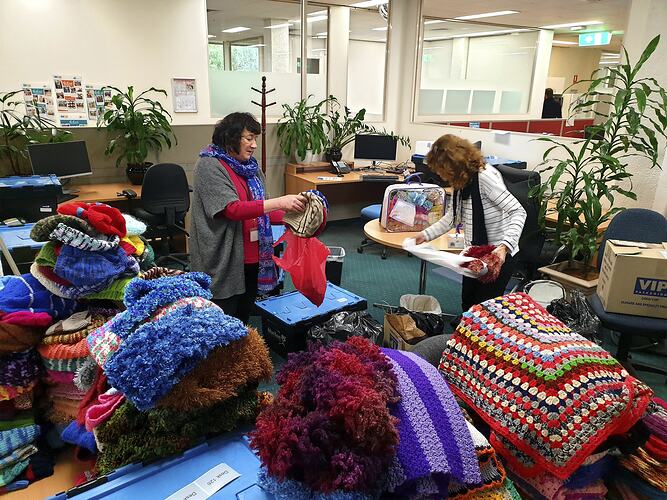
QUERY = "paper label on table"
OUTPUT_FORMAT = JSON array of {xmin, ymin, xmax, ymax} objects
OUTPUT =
[
  {"xmin": 337, "ymin": 298, "xmax": 348, "ymax": 303},
  {"xmin": 165, "ymin": 483, "xmax": 208, "ymax": 500},
  {"xmin": 194, "ymin": 463, "xmax": 240, "ymax": 496},
  {"xmin": 165, "ymin": 463, "xmax": 240, "ymax": 500},
  {"xmin": 390, "ymin": 199, "xmax": 416, "ymax": 226}
]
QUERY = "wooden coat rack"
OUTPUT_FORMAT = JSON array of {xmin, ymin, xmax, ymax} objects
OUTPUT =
[{"xmin": 251, "ymin": 76, "xmax": 276, "ymax": 174}]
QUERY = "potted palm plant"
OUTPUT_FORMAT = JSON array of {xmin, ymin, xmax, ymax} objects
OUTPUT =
[
  {"xmin": 323, "ymin": 96, "xmax": 410, "ymax": 161},
  {"xmin": 0, "ymin": 91, "xmax": 71, "ymax": 176},
  {"xmin": 276, "ymin": 95, "xmax": 328, "ymax": 163},
  {"xmin": 532, "ymin": 35, "xmax": 666, "ymax": 291},
  {"xmin": 98, "ymin": 86, "xmax": 176, "ymax": 185}
]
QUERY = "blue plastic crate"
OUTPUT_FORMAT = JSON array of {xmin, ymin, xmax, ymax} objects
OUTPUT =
[
  {"xmin": 255, "ymin": 283, "xmax": 367, "ymax": 356},
  {"xmin": 47, "ymin": 431, "xmax": 272, "ymax": 500}
]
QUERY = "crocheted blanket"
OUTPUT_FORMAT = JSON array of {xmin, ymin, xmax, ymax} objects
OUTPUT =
[{"xmin": 439, "ymin": 293, "xmax": 653, "ymax": 479}]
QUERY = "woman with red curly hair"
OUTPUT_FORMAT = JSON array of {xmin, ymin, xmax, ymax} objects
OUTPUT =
[{"xmin": 415, "ymin": 134, "xmax": 526, "ymax": 312}]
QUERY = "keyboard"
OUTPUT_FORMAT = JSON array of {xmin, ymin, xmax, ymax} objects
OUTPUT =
[{"xmin": 361, "ymin": 174, "xmax": 399, "ymax": 182}]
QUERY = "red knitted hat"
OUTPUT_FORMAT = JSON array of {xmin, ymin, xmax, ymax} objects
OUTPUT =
[{"xmin": 58, "ymin": 202, "xmax": 126, "ymax": 238}]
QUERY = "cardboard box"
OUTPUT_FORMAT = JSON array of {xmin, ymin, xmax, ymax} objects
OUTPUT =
[
  {"xmin": 383, "ymin": 314, "xmax": 426, "ymax": 351},
  {"xmin": 596, "ymin": 241, "xmax": 667, "ymax": 319}
]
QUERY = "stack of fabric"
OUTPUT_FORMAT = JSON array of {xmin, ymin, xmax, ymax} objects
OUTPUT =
[
  {"xmin": 29, "ymin": 204, "xmax": 149, "ymax": 302},
  {"xmin": 0, "ymin": 274, "xmax": 79, "ymax": 491},
  {"xmin": 82, "ymin": 270, "xmax": 273, "ymax": 474},
  {"xmin": 438, "ymin": 293, "xmax": 654, "ymax": 499},
  {"xmin": 609, "ymin": 397, "xmax": 667, "ymax": 499},
  {"xmin": 37, "ymin": 311, "xmax": 107, "ymax": 430},
  {"xmin": 252, "ymin": 337, "xmax": 483, "ymax": 499}
]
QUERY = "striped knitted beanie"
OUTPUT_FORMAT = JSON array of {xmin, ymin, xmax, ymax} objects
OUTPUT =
[
  {"xmin": 49, "ymin": 223, "xmax": 119, "ymax": 252},
  {"xmin": 30, "ymin": 215, "xmax": 97, "ymax": 242},
  {"xmin": 283, "ymin": 190, "xmax": 328, "ymax": 238},
  {"xmin": 381, "ymin": 348, "xmax": 481, "ymax": 498},
  {"xmin": 87, "ymin": 272, "xmax": 249, "ymax": 410},
  {"xmin": 439, "ymin": 292, "xmax": 653, "ymax": 479}
]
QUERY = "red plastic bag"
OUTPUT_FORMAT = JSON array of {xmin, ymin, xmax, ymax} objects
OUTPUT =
[{"xmin": 273, "ymin": 229, "xmax": 330, "ymax": 306}]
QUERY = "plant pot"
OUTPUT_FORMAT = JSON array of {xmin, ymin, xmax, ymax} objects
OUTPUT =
[
  {"xmin": 324, "ymin": 147, "xmax": 343, "ymax": 162},
  {"xmin": 126, "ymin": 162, "xmax": 152, "ymax": 185},
  {"xmin": 538, "ymin": 261, "xmax": 599, "ymax": 296}
]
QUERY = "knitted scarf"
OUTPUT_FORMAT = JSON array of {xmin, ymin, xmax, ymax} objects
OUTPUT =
[{"xmin": 199, "ymin": 144, "xmax": 277, "ymax": 293}]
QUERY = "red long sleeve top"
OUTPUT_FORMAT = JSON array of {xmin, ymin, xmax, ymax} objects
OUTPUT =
[{"xmin": 217, "ymin": 160, "xmax": 284, "ymax": 264}]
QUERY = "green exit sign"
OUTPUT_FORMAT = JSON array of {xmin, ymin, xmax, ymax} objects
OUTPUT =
[{"xmin": 579, "ymin": 32, "xmax": 612, "ymax": 47}]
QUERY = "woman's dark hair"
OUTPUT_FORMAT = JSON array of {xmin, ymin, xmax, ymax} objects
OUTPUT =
[{"xmin": 212, "ymin": 112, "xmax": 261, "ymax": 153}]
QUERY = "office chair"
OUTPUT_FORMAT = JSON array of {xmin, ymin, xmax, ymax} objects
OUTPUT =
[
  {"xmin": 357, "ymin": 204, "xmax": 388, "ymax": 259},
  {"xmin": 587, "ymin": 208, "xmax": 667, "ymax": 377},
  {"xmin": 133, "ymin": 163, "xmax": 190, "ymax": 270}
]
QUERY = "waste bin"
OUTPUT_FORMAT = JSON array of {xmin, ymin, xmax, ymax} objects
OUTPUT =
[{"xmin": 325, "ymin": 246, "xmax": 345, "ymax": 286}]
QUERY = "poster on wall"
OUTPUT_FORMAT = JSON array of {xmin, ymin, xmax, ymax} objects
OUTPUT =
[
  {"xmin": 53, "ymin": 74, "xmax": 88, "ymax": 127},
  {"xmin": 22, "ymin": 83, "xmax": 56, "ymax": 118},
  {"xmin": 85, "ymin": 85, "xmax": 114, "ymax": 121},
  {"xmin": 171, "ymin": 77, "xmax": 197, "ymax": 113}
]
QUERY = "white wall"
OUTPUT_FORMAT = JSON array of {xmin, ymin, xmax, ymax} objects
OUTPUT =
[
  {"xmin": 347, "ymin": 40, "xmax": 386, "ymax": 117},
  {"xmin": 0, "ymin": 0, "xmax": 211, "ymax": 126},
  {"xmin": 548, "ymin": 47, "xmax": 602, "ymax": 93}
]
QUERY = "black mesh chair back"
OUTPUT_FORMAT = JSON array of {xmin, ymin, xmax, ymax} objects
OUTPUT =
[
  {"xmin": 141, "ymin": 163, "xmax": 190, "ymax": 227},
  {"xmin": 597, "ymin": 208, "xmax": 667, "ymax": 270},
  {"xmin": 494, "ymin": 164, "xmax": 544, "ymax": 264}
]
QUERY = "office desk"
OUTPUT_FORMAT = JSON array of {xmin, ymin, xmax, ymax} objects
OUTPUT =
[
  {"xmin": 67, "ymin": 182, "xmax": 143, "ymax": 204},
  {"xmin": 363, "ymin": 219, "xmax": 461, "ymax": 294},
  {"xmin": 285, "ymin": 163, "xmax": 404, "ymax": 220}
]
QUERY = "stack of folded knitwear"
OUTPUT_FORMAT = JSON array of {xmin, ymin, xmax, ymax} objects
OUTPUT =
[
  {"xmin": 251, "ymin": 337, "xmax": 496, "ymax": 499},
  {"xmin": 438, "ymin": 293, "xmax": 654, "ymax": 500},
  {"xmin": 28, "ymin": 203, "xmax": 152, "ymax": 304},
  {"xmin": 608, "ymin": 397, "xmax": 667, "ymax": 499},
  {"xmin": 71, "ymin": 269, "xmax": 274, "ymax": 475},
  {"xmin": 0, "ymin": 273, "xmax": 79, "ymax": 491}
]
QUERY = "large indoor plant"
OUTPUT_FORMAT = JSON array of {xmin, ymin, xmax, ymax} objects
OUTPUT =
[
  {"xmin": 276, "ymin": 95, "xmax": 328, "ymax": 163},
  {"xmin": 323, "ymin": 96, "xmax": 410, "ymax": 161},
  {"xmin": 0, "ymin": 90, "xmax": 71, "ymax": 176},
  {"xmin": 98, "ymin": 86, "xmax": 176, "ymax": 185},
  {"xmin": 532, "ymin": 35, "xmax": 666, "ymax": 288}
]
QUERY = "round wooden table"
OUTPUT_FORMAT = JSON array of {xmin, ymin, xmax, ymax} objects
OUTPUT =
[{"xmin": 363, "ymin": 219, "xmax": 462, "ymax": 294}]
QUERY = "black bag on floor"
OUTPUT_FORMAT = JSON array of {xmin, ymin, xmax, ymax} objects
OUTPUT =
[
  {"xmin": 396, "ymin": 308, "xmax": 446, "ymax": 337},
  {"xmin": 308, "ymin": 311, "xmax": 383, "ymax": 346}
]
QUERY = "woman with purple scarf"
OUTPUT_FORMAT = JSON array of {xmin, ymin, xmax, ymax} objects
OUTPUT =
[{"xmin": 190, "ymin": 112, "xmax": 305, "ymax": 323}]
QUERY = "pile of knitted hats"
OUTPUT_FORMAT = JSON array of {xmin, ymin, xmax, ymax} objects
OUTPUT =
[
  {"xmin": 29, "ymin": 202, "xmax": 153, "ymax": 302},
  {"xmin": 609, "ymin": 397, "xmax": 667, "ymax": 498},
  {"xmin": 438, "ymin": 292, "xmax": 654, "ymax": 499},
  {"xmin": 79, "ymin": 269, "xmax": 273, "ymax": 474},
  {"xmin": 0, "ymin": 273, "xmax": 80, "ymax": 491},
  {"xmin": 251, "ymin": 337, "xmax": 483, "ymax": 499}
]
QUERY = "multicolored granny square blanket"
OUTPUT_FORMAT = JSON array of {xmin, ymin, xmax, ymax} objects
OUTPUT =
[{"xmin": 439, "ymin": 292, "xmax": 653, "ymax": 479}]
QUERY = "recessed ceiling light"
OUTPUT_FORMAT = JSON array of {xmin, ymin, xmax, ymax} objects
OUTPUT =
[
  {"xmin": 289, "ymin": 15, "xmax": 328, "ymax": 23},
  {"xmin": 424, "ymin": 20, "xmax": 446, "ymax": 25},
  {"xmin": 570, "ymin": 26, "xmax": 584, "ymax": 31},
  {"xmin": 265, "ymin": 22, "xmax": 291, "ymax": 29},
  {"xmin": 222, "ymin": 26, "xmax": 251, "ymax": 33},
  {"xmin": 207, "ymin": 35, "xmax": 216, "ymax": 38},
  {"xmin": 248, "ymin": 44, "xmax": 266, "ymax": 48},
  {"xmin": 541, "ymin": 21, "xmax": 603, "ymax": 29},
  {"xmin": 601, "ymin": 53, "xmax": 620, "ymax": 58},
  {"xmin": 308, "ymin": 10, "xmax": 327, "ymax": 16},
  {"xmin": 316, "ymin": 31, "xmax": 327, "ymax": 36},
  {"xmin": 552, "ymin": 40, "xmax": 578, "ymax": 45},
  {"xmin": 350, "ymin": 0, "xmax": 388, "ymax": 8},
  {"xmin": 454, "ymin": 10, "xmax": 519, "ymax": 21},
  {"xmin": 425, "ymin": 28, "xmax": 529, "ymax": 41},
  {"xmin": 600, "ymin": 61, "xmax": 620, "ymax": 65},
  {"xmin": 312, "ymin": 48, "xmax": 327, "ymax": 52},
  {"xmin": 372, "ymin": 27, "xmax": 388, "ymax": 31}
]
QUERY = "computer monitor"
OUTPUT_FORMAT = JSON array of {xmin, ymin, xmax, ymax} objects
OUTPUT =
[
  {"xmin": 354, "ymin": 134, "xmax": 397, "ymax": 163},
  {"xmin": 28, "ymin": 141, "xmax": 92, "ymax": 180}
]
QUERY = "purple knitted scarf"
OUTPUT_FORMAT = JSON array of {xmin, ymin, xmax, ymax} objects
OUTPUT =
[{"xmin": 381, "ymin": 348, "xmax": 481, "ymax": 497}]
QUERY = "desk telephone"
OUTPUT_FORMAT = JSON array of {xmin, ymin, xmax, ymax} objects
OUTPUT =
[{"xmin": 330, "ymin": 161, "xmax": 351, "ymax": 175}]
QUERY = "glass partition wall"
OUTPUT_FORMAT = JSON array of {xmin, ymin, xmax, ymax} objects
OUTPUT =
[{"xmin": 416, "ymin": 14, "xmax": 539, "ymax": 120}]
